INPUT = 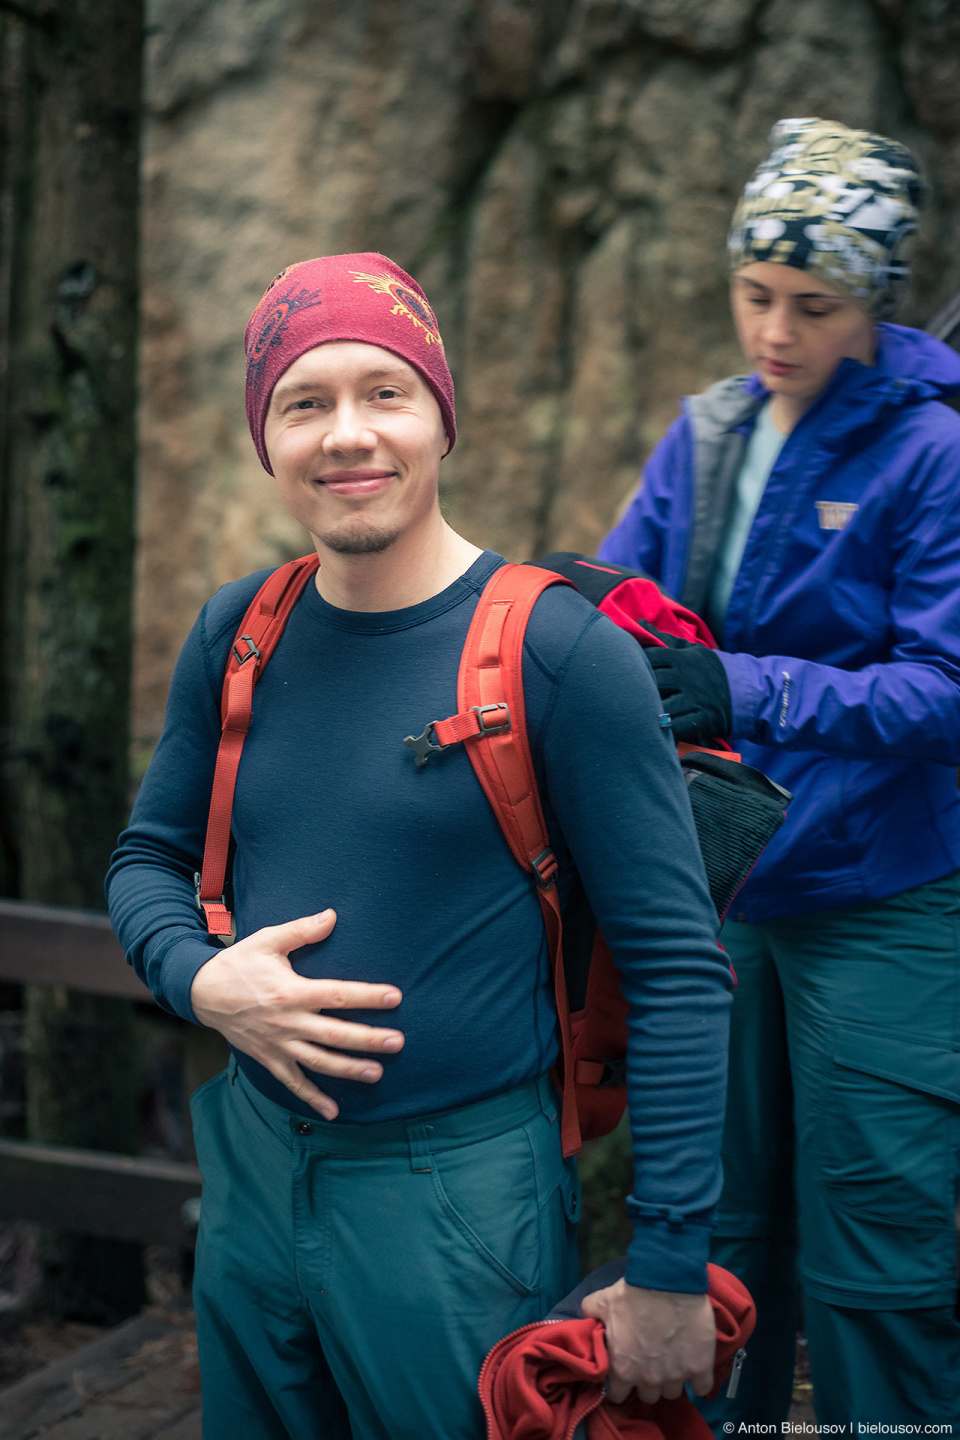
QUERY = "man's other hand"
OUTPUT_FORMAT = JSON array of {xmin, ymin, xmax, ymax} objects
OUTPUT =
[
  {"xmin": 189, "ymin": 910, "xmax": 403, "ymax": 1119},
  {"xmin": 580, "ymin": 1279, "xmax": 715, "ymax": 1404}
]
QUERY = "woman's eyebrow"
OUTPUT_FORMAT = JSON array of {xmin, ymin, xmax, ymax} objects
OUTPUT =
[{"xmin": 735, "ymin": 277, "xmax": 842, "ymax": 302}]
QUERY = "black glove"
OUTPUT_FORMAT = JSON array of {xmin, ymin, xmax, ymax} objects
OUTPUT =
[{"xmin": 646, "ymin": 643, "xmax": 732, "ymax": 744}]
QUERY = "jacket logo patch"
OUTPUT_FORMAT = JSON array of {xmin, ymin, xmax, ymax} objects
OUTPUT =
[{"xmin": 815, "ymin": 501, "xmax": 858, "ymax": 531}]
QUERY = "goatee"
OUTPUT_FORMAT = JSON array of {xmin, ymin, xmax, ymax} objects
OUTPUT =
[{"xmin": 318, "ymin": 521, "xmax": 402, "ymax": 556}]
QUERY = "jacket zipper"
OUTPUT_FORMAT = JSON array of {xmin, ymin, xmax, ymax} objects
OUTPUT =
[
  {"xmin": 478, "ymin": 1317, "xmax": 608, "ymax": 1440},
  {"xmin": 725, "ymin": 1347, "xmax": 747, "ymax": 1399}
]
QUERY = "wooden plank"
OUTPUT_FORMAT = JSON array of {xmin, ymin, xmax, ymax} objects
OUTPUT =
[
  {"xmin": 0, "ymin": 1139, "xmax": 202, "ymax": 1245},
  {"xmin": 0, "ymin": 1309, "xmax": 189, "ymax": 1440},
  {"xmin": 0, "ymin": 899, "xmax": 150, "ymax": 999},
  {"xmin": 146, "ymin": 1414, "xmax": 201, "ymax": 1440},
  {"xmin": 35, "ymin": 1396, "xmax": 199, "ymax": 1440}
]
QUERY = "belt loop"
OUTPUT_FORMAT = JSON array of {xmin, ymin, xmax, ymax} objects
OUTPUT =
[
  {"xmin": 407, "ymin": 1122, "xmax": 433, "ymax": 1174},
  {"xmin": 228, "ymin": 1055, "xmax": 239, "ymax": 1085}
]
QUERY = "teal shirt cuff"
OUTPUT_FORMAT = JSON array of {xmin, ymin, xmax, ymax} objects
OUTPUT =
[{"xmin": 624, "ymin": 1209, "xmax": 713, "ymax": 1293}]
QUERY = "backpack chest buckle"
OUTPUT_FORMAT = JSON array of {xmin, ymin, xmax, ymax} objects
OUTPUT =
[{"xmin": 403, "ymin": 723, "xmax": 444, "ymax": 768}]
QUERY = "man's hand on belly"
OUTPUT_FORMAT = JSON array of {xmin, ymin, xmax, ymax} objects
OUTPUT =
[
  {"xmin": 189, "ymin": 910, "xmax": 404, "ymax": 1120},
  {"xmin": 580, "ymin": 1279, "xmax": 715, "ymax": 1404}
]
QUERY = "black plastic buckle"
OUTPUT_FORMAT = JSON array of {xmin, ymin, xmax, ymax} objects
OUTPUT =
[
  {"xmin": 532, "ymin": 848, "xmax": 558, "ymax": 890},
  {"xmin": 232, "ymin": 634, "xmax": 261, "ymax": 666},
  {"xmin": 471, "ymin": 702, "xmax": 511, "ymax": 735},
  {"xmin": 194, "ymin": 870, "xmax": 224, "ymax": 916},
  {"xmin": 403, "ymin": 723, "xmax": 443, "ymax": 769},
  {"xmin": 597, "ymin": 1058, "xmax": 627, "ymax": 1089}
]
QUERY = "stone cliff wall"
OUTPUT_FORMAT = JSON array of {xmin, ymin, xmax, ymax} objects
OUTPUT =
[{"xmin": 135, "ymin": 0, "xmax": 960, "ymax": 752}]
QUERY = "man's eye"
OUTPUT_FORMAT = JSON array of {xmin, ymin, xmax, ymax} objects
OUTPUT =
[
  {"xmin": 802, "ymin": 307, "xmax": 832, "ymax": 319},
  {"xmin": 292, "ymin": 399, "xmax": 317, "ymax": 410},
  {"xmin": 375, "ymin": 388, "xmax": 401, "ymax": 400}
]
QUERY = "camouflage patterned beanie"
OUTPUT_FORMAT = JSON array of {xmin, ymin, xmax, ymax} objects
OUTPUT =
[{"xmin": 728, "ymin": 118, "xmax": 924, "ymax": 318}]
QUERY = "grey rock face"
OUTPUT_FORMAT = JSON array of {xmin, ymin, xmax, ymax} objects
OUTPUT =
[{"xmin": 134, "ymin": 0, "xmax": 960, "ymax": 751}]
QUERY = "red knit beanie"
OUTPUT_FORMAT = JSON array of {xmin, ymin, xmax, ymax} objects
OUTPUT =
[{"xmin": 244, "ymin": 252, "xmax": 456, "ymax": 475}]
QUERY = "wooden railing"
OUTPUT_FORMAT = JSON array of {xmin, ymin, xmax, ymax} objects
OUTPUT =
[{"xmin": 0, "ymin": 899, "xmax": 203, "ymax": 1245}]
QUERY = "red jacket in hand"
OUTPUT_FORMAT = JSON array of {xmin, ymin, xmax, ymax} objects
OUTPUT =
[{"xmin": 479, "ymin": 1261, "xmax": 756, "ymax": 1440}]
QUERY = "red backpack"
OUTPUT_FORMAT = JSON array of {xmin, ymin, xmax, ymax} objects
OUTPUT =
[{"xmin": 197, "ymin": 554, "xmax": 788, "ymax": 1157}]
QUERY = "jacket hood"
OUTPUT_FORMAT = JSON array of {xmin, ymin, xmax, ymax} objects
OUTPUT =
[{"xmin": 874, "ymin": 321, "xmax": 960, "ymax": 397}]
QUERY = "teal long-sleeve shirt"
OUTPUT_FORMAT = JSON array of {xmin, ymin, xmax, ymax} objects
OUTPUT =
[{"xmin": 107, "ymin": 550, "xmax": 731, "ymax": 1291}]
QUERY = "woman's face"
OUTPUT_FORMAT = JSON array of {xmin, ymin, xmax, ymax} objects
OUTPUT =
[{"xmin": 731, "ymin": 261, "xmax": 877, "ymax": 408}]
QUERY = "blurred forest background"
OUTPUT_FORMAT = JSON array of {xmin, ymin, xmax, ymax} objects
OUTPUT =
[{"xmin": 1, "ymin": 0, "xmax": 960, "ymax": 1361}]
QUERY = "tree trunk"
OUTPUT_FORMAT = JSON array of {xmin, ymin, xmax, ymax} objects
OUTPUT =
[{"xmin": 0, "ymin": 0, "xmax": 146, "ymax": 1322}]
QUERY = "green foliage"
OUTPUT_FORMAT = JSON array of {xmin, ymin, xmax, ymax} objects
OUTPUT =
[
  {"xmin": 577, "ymin": 1114, "xmax": 634, "ymax": 1274},
  {"xmin": 24, "ymin": 991, "xmax": 141, "ymax": 1154}
]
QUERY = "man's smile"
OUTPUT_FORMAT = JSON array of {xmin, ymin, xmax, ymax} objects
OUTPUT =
[{"xmin": 317, "ymin": 468, "xmax": 397, "ymax": 496}]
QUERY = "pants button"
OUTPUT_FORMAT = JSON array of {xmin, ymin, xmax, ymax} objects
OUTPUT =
[{"xmin": 293, "ymin": 1120, "xmax": 313, "ymax": 1136}]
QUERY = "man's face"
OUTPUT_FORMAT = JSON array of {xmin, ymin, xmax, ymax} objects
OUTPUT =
[
  {"xmin": 263, "ymin": 341, "xmax": 449, "ymax": 556},
  {"xmin": 731, "ymin": 261, "xmax": 876, "ymax": 408}
]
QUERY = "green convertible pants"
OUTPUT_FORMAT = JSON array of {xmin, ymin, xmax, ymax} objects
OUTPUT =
[
  {"xmin": 190, "ymin": 1064, "xmax": 580, "ymax": 1440},
  {"xmin": 699, "ymin": 871, "xmax": 960, "ymax": 1430}
]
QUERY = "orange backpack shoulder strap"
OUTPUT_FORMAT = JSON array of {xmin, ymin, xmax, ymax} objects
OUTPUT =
[
  {"xmin": 452, "ymin": 562, "xmax": 583, "ymax": 1155},
  {"xmin": 452, "ymin": 564, "xmax": 564, "ymax": 875},
  {"xmin": 197, "ymin": 553, "xmax": 319, "ymax": 935}
]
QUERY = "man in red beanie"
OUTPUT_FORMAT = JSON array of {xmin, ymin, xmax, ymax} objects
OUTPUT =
[{"xmin": 107, "ymin": 253, "xmax": 732, "ymax": 1439}]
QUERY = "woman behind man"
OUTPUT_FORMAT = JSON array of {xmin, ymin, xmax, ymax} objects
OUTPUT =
[{"xmin": 601, "ymin": 118, "xmax": 960, "ymax": 1425}]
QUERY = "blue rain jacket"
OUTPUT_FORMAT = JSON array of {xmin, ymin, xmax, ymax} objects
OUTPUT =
[{"xmin": 600, "ymin": 323, "xmax": 960, "ymax": 921}]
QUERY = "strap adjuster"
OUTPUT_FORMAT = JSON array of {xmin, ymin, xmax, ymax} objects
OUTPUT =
[
  {"xmin": 194, "ymin": 870, "xmax": 225, "ymax": 914},
  {"xmin": 232, "ymin": 634, "xmax": 261, "ymax": 666},
  {"xmin": 195, "ymin": 873, "xmax": 232, "ymax": 936},
  {"xmin": 471, "ymin": 702, "xmax": 511, "ymax": 736},
  {"xmin": 532, "ymin": 848, "xmax": 558, "ymax": 889}
]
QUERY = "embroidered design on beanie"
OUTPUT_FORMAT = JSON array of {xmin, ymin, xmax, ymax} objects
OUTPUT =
[
  {"xmin": 246, "ymin": 284, "xmax": 323, "ymax": 385},
  {"xmin": 350, "ymin": 271, "xmax": 444, "ymax": 346}
]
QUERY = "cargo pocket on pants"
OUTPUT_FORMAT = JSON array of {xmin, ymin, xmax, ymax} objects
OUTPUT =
[{"xmin": 807, "ymin": 1023, "xmax": 960, "ymax": 1302}]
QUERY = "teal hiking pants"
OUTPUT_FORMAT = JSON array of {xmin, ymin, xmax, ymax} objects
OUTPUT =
[
  {"xmin": 699, "ymin": 872, "xmax": 960, "ymax": 1430},
  {"xmin": 190, "ymin": 1064, "xmax": 580, "ymax": 1439}
]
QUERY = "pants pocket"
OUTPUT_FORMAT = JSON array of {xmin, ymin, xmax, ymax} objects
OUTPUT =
[
  {"xmin": 188, "ymin": 1067, "xmax": 231, "ymax": 1176},
  {"xmin": 430, "ymin": 1124, "xmax": 542, "ymax": 1296},
  {"xmin": 886, "ymin": 869, "xmax": 960, "ymax": 919},
  {"xmin": 806, "ymin": 1023, "xmax": 960, "ymax": 1301},
  {"xmin": 429, "ymin": 1107, "xmax": 571, "ymax": 1300},
  {"xmin": 821, "ymin": 1024, "xmax": 959, "ymax": 1224},
  {"xmin": 188, "ymin": 1065, "xmax": 229, "ymax": 1115}
]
